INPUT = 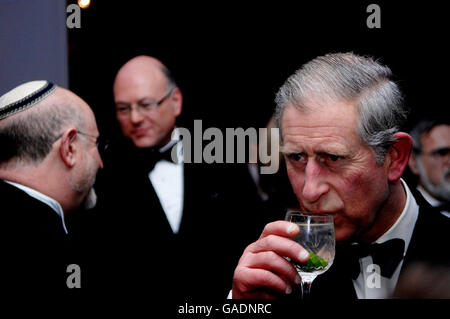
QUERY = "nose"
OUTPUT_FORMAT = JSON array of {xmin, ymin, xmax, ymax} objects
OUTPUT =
[
  {"xmin": 96, "ymin": 150, "xmax": 104, "ymax": 170},
  {"xmin": 443, "ymin": 152, "xmax": 450, "ymax": 166},
  {"xmin": 302, "ymin": 159, "xmax": 329, "ymax": 203},
  {"xmin": 130, "ymin": 106, "xmax": 144, "ymax": 124}
]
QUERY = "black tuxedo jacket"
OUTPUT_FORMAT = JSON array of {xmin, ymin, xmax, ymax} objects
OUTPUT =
[
  {"xmin": 309, "ymin": 190, "xmax": 450, "ymax": 299},
  {"xmin": 75, "ymin": 140, "xmax": 269, "ymax": 299},
  {"xmin": 0, "ymin": 180, "xmax": 72, "ymax": 291}
]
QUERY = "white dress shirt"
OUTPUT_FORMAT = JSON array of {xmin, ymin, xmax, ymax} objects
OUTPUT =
[
  {"xmin": 417, "ymin": 185, "xmax": 450, "ymax": 218},
  {"xmin": 148, "ymin": 129, "xmax": 184, "ymax": 234},
  {"xmin": 352, "ymin": 179, "xmax": 419, "ymax": 299},
  {"xmin": 4, "ymin": 180, "xmax": 68, "ymax": 234}
]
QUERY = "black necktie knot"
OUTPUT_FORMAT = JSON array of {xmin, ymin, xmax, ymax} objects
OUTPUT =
[
  {"xmin": 341, "ymin": 238, "xmax": 405, "ymax": 280},
  {"xmin": 147, "ymin": 141, "xmax": 180, "ymax": 171}
]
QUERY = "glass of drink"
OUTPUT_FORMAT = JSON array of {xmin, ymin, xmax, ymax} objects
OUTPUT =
[{"xmin": 285, "ymin": 211, "xmax": 335, "ymax": 299}]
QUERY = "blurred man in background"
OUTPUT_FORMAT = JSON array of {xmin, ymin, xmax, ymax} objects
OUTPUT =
[
  {"xmin": 87, "ymin": 56, "xmax": 266, "ymax": 299},
  {"xmin": 408, "ymin": 119, "xmax": 450, "ymax": 218}
]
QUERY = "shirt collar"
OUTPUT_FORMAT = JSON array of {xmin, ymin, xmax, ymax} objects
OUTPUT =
[
  {"xmin": 4, "ymin": 180, "xmax": 68, "ymax": 234},
  {"xmin": 375, "ymin": 179, "xmax": 419, "ymax": 255},
  {"xmin": 158, "ymin": 128, "xmax": 183, "ymax": 164},
  {"xmin": 416, "ymin": 185, "xmax": 442, "ymax": 207}
]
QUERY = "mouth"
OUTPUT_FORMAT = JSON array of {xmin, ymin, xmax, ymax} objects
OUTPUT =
[
  {"xmin": 132, "ymin": 127, "xmax": 150, "ymax": 137},
  {"xmin": 300, "ymin": 203, "xmax": 333, "ymax": 214}
]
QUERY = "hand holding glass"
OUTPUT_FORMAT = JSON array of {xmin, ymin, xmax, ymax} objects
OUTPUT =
[{"xmin": 285, "ymin": 212, "xmax": 335, "ymax": 299}]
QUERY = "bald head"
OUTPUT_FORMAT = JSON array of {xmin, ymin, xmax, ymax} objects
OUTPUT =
[
  {"xmin": 0, "ymin": 85, "xmax": 94, "ymax": 166},
  {"xmin": 114, "ymin": 56, "xmax": 175, "ymax": 97},
  {"xmin": 116, "ymin": 56, "xmax": 165, "ymax": 77}
]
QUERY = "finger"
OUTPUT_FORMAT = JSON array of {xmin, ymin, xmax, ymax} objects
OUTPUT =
[
  {"xmin": 247, "ymin": 234, "xmax": 310, "ymax": 263},
  {"xmin": 233, "ymin": 266, "xmax": 293, "ymax": 297},
  {"xmin": 260, "ymin": 221, "xmax": 300, "ymax": 239},
  {"xmin": 245, "ymin": 250, "xmax": 301, "ymax": 285}
]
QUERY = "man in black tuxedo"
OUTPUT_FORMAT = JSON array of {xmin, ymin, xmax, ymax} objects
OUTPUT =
[
  {"xmin": 408, "ymin": 119, "xmax": 450, "ymax": 218},
  {"xmin": 0, "ymin": 81, "xmax": 104, "ymax": 292},
  {"xmin": 89, "ymin": 56, "xmax": 266, "ymax": 299},
  {"xmin": 232, "ymin": 53, "xmax": 450, "ymax": 299}
]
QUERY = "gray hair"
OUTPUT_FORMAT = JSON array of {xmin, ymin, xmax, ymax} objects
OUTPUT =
[
  {"xmin": 275, "ymin": 52, "xmax": 408, "ymax": 164},
  {"xmin": 0, "ymin": 99, "xmax": 84, "ymax": 166},
  {"xmin": 160, "ymin": 64, "xmax": 178, "ymax": 93}
]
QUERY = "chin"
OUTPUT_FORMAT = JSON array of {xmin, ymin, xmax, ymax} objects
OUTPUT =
[
  {"xmin": 132, "ymin": 137, "xmax": 157, "ymax": 148},
  {"xmin": 83, "ymin": 188, "xmax": 97, "ymax": 210}
]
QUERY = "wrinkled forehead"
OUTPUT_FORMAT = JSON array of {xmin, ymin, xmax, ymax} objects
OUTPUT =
[
  {"xmin": 281, "ymin": 100, "xmax": 358, "ymax": 135},
  {"xmin": 280, "ymin": 101, "xmax": 362, "ymax": 153}
]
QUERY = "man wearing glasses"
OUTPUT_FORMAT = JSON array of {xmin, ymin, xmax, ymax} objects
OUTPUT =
[
  {"xmin": 0, "ymin": 80, "xmax": 104, "ymax": 291},
  {"xmin": 91, "ymin": 56, "xmax": 262, "ymax": 299},
  {"xmin": 408, "ymin": 119, "xmax": 450, "ymax": 218}
]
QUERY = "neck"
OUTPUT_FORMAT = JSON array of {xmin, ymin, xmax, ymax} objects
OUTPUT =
[
  {"xmin": 359, "ymin": 180, "xmax": 407, "ymax": 244},
  {"xmin": 0, "ymin": 161, "xmax": 75, "ymax": 214}
]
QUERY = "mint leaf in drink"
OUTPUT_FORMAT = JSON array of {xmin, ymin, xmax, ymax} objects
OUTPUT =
[
  {"xmin": 302, "ymin": 251, "xmax": 328, "ymax": 271},
  {"xmin": 289, "ymin": 251, "xmax": 329, "ymax": 272}
]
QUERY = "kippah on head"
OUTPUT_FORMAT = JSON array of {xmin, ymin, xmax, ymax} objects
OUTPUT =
[{"xmin": 0, "ymin": 80, "xmax": 56, "ymax": 120}]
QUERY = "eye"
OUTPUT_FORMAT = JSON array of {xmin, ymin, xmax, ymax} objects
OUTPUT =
[
  {"xmin": 116, "ymin": 105, "xmax": 130, "ymax": 113},
  {"xmin": 433, "ymin": 147, "xmax": 450, "ymax": 157},
  {"xmin": 287, "ymin": 153, "xmax": 305, "ymax": 162},
  {"xmin": 319, "ymin": 153, "xmax": 344, "ymax": 166},
  {"xmin": 139, "ymin": 100, "xmax": 156, "ymax": 109},
  {"xmin": 327, "ymin": 154, "xmax": 342, "ymax": 162},
  {"xmin": 139, "ymin": 102, "xmax": 151, "ymax": 108}
]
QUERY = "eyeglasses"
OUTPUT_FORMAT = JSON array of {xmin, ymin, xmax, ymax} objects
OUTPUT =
[
  {"xmin": 78, "ymin": 131, "xmax": 109, "ymax": 154},
  {"xmin": 116, "ymin": 88, "xmax": 175, "ymax": 117},
  {"xmin": 53, "ymin": 130, "xmax": 109, "ymax": 155}
]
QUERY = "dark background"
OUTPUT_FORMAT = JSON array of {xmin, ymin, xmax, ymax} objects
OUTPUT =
[{"xmin": 67, "ymin": 0, "xmax": 448, "ymax": 142}]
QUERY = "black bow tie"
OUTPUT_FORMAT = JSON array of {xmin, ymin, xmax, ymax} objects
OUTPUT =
[
  {"xmin": 340, "ymin": 238, "xmax": 405, "ymax": 280},
  {"xmin": 147, "ymin": 141, "xmax": 179, "ymax": 171},
  {"xmin": 153, "ymin": 141, "xmax": 180, "ymax": 164},
  {"xmin": 134, "ymin": 141, "xmax": 180, "ymax": 173}
]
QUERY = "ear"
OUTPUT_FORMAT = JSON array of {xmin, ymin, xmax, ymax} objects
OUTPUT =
[
  {"xmin": 59, "ymin": 128, "xmax": 78, "ymax": 168},
  {"xmin": 386, "ymin": 132, "xmax": 413, "ymax": 182},
  {"xmin": 408, "ymin": 152, "xmax": 420, "ymax": 175},
  {"xmin": 170, "ymin": 87, "xmax": 183, "ymax": 117}
]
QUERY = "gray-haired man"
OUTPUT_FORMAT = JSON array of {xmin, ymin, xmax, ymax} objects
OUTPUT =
[
  {"xmin": 232, "ymin": 53, "xmax": 449, "ymax": 299},
  {"xmin": 408, "ymin": 119, "xmax": 450, "ymax": 218}
]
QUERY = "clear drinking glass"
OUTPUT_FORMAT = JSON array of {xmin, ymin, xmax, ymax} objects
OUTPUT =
[{"xmin": 285, "ymin": 211, "xmax": 335, "ymax": 299}]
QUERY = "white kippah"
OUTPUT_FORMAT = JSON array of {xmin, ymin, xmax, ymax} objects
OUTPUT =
[{"xmin": 0, "ymin": 80, "xmax": 56, "ymax": 120}]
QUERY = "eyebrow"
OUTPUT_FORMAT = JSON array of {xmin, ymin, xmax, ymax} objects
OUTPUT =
[
  {"xmin": 115, "ymin": 97, "xmax": 156, "ymax": 106},
  {"xmin": 431, "ymin": 146, "xmax": 450, "ymax": 154},
  {"xmin": 115, "ymin": 101, "xmax": 129, "ymax": 107},
  {"xmin": 280, "ymin": 145, "xmax": 349, "ymax": 157},
  {"xmin": 280, "ymin": 145, "xmax": 298, "ymax": 155}
]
